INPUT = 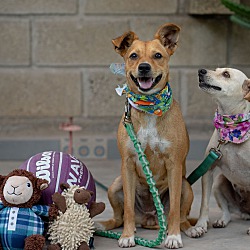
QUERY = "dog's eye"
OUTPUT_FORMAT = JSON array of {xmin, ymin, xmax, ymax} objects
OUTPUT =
[
  {"xmin": 154, "ymin": 53, "xmax": 162, "ymax": 59},
  {"xmin": 222, "ymin": 71, "xmax": 230, "ymax": 78},
  {"xmin": 129, "ymin": 53, "xmax": 138, "ymax": 60}
]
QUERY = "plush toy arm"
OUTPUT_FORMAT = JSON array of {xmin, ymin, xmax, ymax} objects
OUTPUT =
[
  {"xmin": 89, "ymin": 201, "xmax": 105, "ymax": 218},
  {"xmin": 48, "ymin": 204, "xmax": 59, "ymax": 220},
  {"xmin": 32, "ymin": 204, "xmax": 50, "ymax": 217},
  {"xmin": 52, "ymin": 192, "xmax": 67, "ymax": 213}
]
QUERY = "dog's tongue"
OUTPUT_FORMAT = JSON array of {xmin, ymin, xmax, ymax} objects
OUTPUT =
[{"xmin": 138, "ymin": 77, "xmax": 154, "ymax": 89}]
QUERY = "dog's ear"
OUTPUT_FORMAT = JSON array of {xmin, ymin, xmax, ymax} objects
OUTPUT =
[
  {"xmin": 243, "ymin": 79, "xmax": 250, "ymax": 102},
  {"xmin": 154, "ymin": 23, "xmax": 180, "ymax": 56},
  {"xmin": 112, "ymin": 31, "xmax": 139, "ymax": 57}
]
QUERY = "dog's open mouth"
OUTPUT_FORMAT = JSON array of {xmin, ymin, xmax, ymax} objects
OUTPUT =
[
  {"xmin": 199, "ymin": 81, "xmax": 221, "ymax": 91},
  {"xmin": 130, "ymin": 74, "xmax": 162, "ymax": 91}
]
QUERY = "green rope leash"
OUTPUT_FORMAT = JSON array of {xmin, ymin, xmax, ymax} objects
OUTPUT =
[{"xmin": 95, "ymin": 121, "xmax": 167, "ymax": 248}]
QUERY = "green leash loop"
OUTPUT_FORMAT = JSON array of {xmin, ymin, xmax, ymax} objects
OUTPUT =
[
  {"xmin": 95, "ymin": 121, "xmax": 167, "ymax": 248},
  {"xmin": 187, "ymin": 140, "xmax": 224, "ymax": 185},
  {"xmin": 187, "ymin": 150, "xmax": 220, "ymax": 185}
]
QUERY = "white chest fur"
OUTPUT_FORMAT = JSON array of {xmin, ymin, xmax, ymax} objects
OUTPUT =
[
  {"xmin": 127, "ymin": 115, "xmax": 171, "ymax": 153},
  {"xmin": 219, "ymin": 142, "xmax": 250, "ymax": 190}
]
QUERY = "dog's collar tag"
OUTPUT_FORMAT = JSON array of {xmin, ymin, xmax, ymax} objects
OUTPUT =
[
  {"xmin": 214, "ymin": 110, "xmax": 250, "ymax": 144},
  {"xmin": 115, "ymin": 84, "xmax": 127, "ymax": 96}
]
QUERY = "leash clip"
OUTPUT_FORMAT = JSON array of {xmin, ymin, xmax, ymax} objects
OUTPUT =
[
  {"xmin": 209, "ymin": 139, "xmax": 225, "ymax": 160},
  {"xmin": 123, "ymin": 97, "xmax": 132, "ymax": 124}
]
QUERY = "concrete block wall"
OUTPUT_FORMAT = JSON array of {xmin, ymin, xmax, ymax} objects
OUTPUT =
[{"xmin": 0, "ymin": 0, "xmax": 250, "ymax": 160}]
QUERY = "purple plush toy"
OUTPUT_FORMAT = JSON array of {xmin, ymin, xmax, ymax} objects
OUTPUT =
[{"xmin": 19, "ymin": 151, "xmax": 96, "ymax": 206}]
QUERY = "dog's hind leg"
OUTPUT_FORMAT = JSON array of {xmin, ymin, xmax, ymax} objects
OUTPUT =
[
  {"xmin": 95, "ymin": 176, "xmax": 124, "ymax": 230},
  {"xmin": 180, "ymin": 178, "xmax": 205, "ymax": 238}
]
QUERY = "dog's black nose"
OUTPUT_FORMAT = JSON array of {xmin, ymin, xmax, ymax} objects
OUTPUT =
[
  {"xmin": 138, "ymin": 63, "xmax": 151, "ymax": 74},
  {"xmin": 198, "ymin": 69, "xmax": 207, "ymax": 75}
]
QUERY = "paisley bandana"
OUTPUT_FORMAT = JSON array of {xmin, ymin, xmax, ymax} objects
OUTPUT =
[
  {"xmin": 124, "ymin": 83, "xmax": 172, "ymax": 116},
  {"xmin": 214, "ymin": 110, "xmax": 250, "ymax": 144},
  {"xmin": 110, "ymin": 63, "xmax": 173, "ymax": 116}
]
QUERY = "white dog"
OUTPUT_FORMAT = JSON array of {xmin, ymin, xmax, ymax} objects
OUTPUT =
[{"xmin": 195, "ymin": 68, "xmax": 250, "ymax": 234}]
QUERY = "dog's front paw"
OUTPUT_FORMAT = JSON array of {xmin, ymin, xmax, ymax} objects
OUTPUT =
[
  {"xmin": 184, "ymin": 226, "xmax": 205, "ymax": 238},
  {"xmin": 213, "ymin": 219, "xmax": 227, "ymax": 228},
  {"xmin": 195, "ymin": 218, "xmax": 209, "ymax": 233},
  {"xmin": 165, "ymin": 234, "xmax": 183, "ymax": 249},
  {"xmin": 118, "ymin": 235, "xmax": 135, "ymax": 248}
]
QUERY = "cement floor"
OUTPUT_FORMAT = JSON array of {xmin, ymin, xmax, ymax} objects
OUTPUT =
[
  {"xmin": 86, "ymin": 159, "xmax": 250, "ymax": 250},
  {"xmin": 1, "ymin": 159, "xmax": 249, "ymax": 249}
]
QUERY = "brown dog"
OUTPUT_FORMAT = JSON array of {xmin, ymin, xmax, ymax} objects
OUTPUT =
[{"xmin": 97, "ymin": 23, "xmax": 204, "ymax": 248}]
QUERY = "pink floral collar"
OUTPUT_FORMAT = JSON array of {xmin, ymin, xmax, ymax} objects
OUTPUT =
[{"xmin": 214, "ymin": 110, "xmax": 250, "ymax": 144}]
